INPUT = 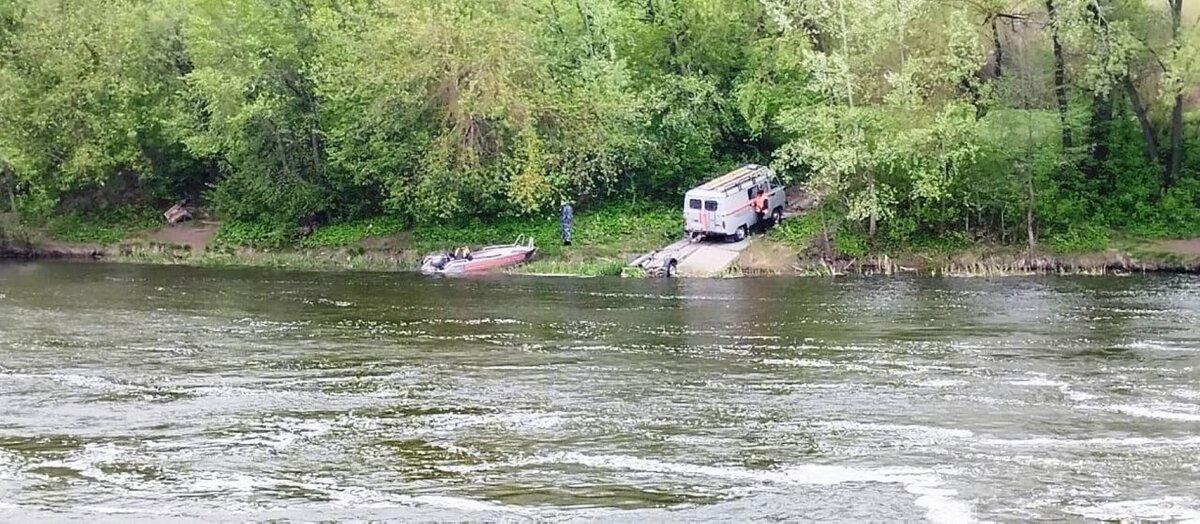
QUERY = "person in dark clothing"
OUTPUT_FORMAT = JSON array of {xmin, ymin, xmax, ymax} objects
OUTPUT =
[{"xmin": 560, "ymin": 201, "xmax": 573, "ymax": 246}]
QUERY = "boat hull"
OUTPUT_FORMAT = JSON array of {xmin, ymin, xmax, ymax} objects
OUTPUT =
[{"xmin": 420, "ymin": 245, "xmax": 536, "ymax": 276}]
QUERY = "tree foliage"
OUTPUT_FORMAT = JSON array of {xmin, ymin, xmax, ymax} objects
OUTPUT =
[{"xmin": 0, "ymin": 0, "xmax": 1196, "ymax": 244}]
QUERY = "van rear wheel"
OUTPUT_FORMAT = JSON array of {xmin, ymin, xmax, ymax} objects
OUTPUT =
[{"xmin": 732, "ymin": 226, "xmax": 747, "ymax": 242}]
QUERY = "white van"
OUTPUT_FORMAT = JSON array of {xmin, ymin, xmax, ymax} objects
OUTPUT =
[{"xmin": 683, "ymin": 164, "xmax": 786, "ymax": 242}]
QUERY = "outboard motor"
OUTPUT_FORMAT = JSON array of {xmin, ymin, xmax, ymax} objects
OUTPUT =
[{"xmin": 421, "ymin": 252, "xmax": 451, "ymax": 274}]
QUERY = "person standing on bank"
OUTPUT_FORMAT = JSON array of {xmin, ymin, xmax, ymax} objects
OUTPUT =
[{"xmin": 560, "ymin": 200, "xmax": 573, "ymax": 246}]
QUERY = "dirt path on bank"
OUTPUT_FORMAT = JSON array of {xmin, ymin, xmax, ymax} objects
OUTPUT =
[
  {"xmin": 144, "ymin": 221, "xmax": 219, "ymax": 254},
  {"xmin": 1144, "ymin": 238, "xmax": 1200, "ymax": 258}
]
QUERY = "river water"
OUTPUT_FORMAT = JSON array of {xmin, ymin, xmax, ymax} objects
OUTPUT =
[{"xmin": 1, "ymin": 262, "xmax": 1199, "ymax": 522}]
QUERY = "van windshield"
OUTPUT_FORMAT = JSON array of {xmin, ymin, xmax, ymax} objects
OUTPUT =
[
  {"xmin": 689, "ymin": 199, "xmax": 701, "ymax": 210},
  {"xmin": 704, "ymin": 201, "xmax": 718, "ymax": 211}
]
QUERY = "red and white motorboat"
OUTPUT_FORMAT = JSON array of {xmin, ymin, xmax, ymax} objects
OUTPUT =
[{"xmin": 420, "ymin": 236, "xmax": 537, "ymax": 275}]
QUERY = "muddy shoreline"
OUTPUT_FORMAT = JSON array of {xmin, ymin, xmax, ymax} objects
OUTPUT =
[
  {"xmin": 5, "ymin": 238, "xmax": 1200, "ymax": 277},
  {"xmin": 0, "ymin": 243, "xmax": 105, "ymax": 260}
]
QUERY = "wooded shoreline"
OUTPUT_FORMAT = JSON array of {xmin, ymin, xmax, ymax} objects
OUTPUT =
[
  {"xmin": 1, "ymin": 0, "xmax": 1197, "ymax": 261},
  {"xmin": 5, "ymin": 232, "xmax": 1199, "ymax": 277}
]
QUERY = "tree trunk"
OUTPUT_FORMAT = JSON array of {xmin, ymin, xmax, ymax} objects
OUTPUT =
[
  {"xmin": 837, "ymin": 0, "xmax": 853, "ymax": 107},
  {"xmin": 1084, "ymin": 91, "xmax": 1112, "ymax": 179},
  {"xmin": 1166, "ymin": 94, "xmax": 1184, "ymax": 187},
  {"xmin": 1045, "ymin": 0, "xmax": 1072, "ymax": 151},
  {"xmin": 991, "ymin": 16, "xmax": 1003, "ymax": 79},
  {"xmin": 1026, "ymin": 173, "xmax": 1036, "ymax": 252},
  {"xmin": 264, "ymin": 118, "xmax": 294, "ymax": 181},
  {"xmin": 1000, "ymin": 207, "xmax": 1006, "ymax": 244},
  {"xmin": 1165, "ymin": 0, "xmax": 1184, "ymax": 187},
  {"xmin": 819, "ymin": 206, "xmax": 832, "ymax": 260},
  {"xmin": 3, "ymin": 169, "xmax": 14, "ymax": 213},
  {"xmin": 1124, "ymin": 78, "xmax": 1162, "ymax": 169},
  {"xmin": 576, "ymin": 0, "xmax": 598, "ymax": 57}
]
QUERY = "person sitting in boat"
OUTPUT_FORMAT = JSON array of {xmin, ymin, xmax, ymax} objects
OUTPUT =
[{"xmin": 461, "ymin": 246, "xmax": 473, "ymax": 260}]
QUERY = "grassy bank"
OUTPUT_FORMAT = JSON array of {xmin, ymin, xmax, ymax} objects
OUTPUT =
[
  {"xmin": 753, "ymin": 213, "xmax": 1200, "ymax": 277},
  {"xmin": 7, "ymin": 205, "xmax": 1200, "ymax": 277},
  {"xmin": 5, "ymin": 205, "xmax": 679, "ymax": 275}
]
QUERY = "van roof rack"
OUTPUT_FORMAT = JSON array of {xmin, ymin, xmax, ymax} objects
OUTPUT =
[{"xmin": 700, "ymin": 164, "xmax": 765, "ymax": 192}]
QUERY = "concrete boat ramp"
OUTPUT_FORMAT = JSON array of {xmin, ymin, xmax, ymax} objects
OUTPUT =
[
  {"xmin": 630, "ymin": 237, "xmax": 751, "ymax": 277},
  {"xmin": 627, "ymin": 186, "xmax": 813, "ymax": 278},
  {"xmin": 674, "ymin": 238, "xmax": 751, "ymax": 277}
]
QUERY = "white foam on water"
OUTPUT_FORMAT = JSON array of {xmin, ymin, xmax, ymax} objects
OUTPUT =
[
  {"xmin": 1064, "ymin": 389, "xmax": 1100, "ymax": 402},
  {"xmin": 260, "ymin": 417, "xmax": 336, "ymax": 451},
  {"xmin": 35, "ymin": 373, "xmax": 142, "ymax": 394},
  {"xmin": 978, "ymin": 435, "xmax": 1200, "ymax": 448},
  {"xmin": 406, "ymin": 494, "xmax": 516, "ymax": 512},
  {"xmin": 0, "ymin": 449, "xmax": 19, "ymax": 480},
  {"xmin": 189, "ymin": 470, "xmax": 283, "ymax": 495},
  {"xmin": 121, "ymin": 344, "xmax": 204, "ymax": 355},
  {"xmin": 1089, "ymin": 403, "xmax": 1200, "ymax": 422},
  {"xmin": 912, "ymin": 379, "xmax": 966, "ymax": 388},
  {"xmin": 419, "ymin": 411, "xmax": 569, "ymax": 433},
  {"xmin": 815, "ymin": 421, "xmax": 974, "ymax": 440},
  {"xmin": 1171, "ymin": 389, "xmax": 1200, "ymax": 401},
  {"xmin": 1121, "ymin": 340, "xmax": 1194, "ymax": 352},
  {"xmin": 1065, "ymin": 497, "xmax": 1200, "ymax": 523},
  {"xmin": 428, "ymin": 318, "xmax": 525, "ymax": 326},
  {"xmin": 181, "ymin": 470, "xmax": 522, "ymax": 515},
  {"xmin": 726, "ymin": 334, "xmax": 784, "ymax": 341},
  {"xmin": 73, "ymin": 505, "xmax": 178, "ymax": 516},
  {"xmin": 1006, "ymin": 377, "xmax": 1068, "ymax": 388},
  {"xmin": 30, "ymin": 443, "xmax": 134, "ymax": 487},
  {"xmin": 1005, "ymin": 374, "xmax": 1101, "ymax": 402},
  {"xmin": 761, "ymin": 358, "xmax": 837, "ymax": 368},
  {"xmin": 519, "ymin": 452, "xmax": 976, "ymax": 524},
  {"xmin": 576, "ymin": 291, "xmax": 739, "ymax": 302}
]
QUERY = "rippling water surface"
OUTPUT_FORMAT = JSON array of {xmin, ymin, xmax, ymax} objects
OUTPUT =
[{"xmin": 2, "ymin": 262, "xmax": 1199, "ymax": 522}]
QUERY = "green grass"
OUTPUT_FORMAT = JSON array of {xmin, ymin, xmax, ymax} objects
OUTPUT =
[
  {"xmin": 513, "ymin": 258, "xmax": 627, "ymax": 277},
  {"xmin": 0, "ymin": 213, "xmax": 31, "ymax": 246},
  {"xmin": 149, "ymin": 251, "xmax": 415, "ymax": 271},
  {"xmin": 1045, "ymin": 224, "xmax": 1111, "ymax": 253},
  {"xmin": 408, "ymin": 204, "xmax": 679, "ymax": 257},
  {"xmin": 213, "ymin": 220, "xmax": 285, "ymax": 247},
  {"xmin": 46, "ymin": 209, "xmax": 158, "ymax": 244},
  {"xmin": 833, "ymin": 229, "xmax": 868, "ymax": 258},
  {"xmin": 300, "ymin": 216, "xmax": 408, "ymax": 248},
  {"xmin": 906, "ymin": 231, "xmax": 973, "ymax": 254},
  {"xmin": 768, "ymin": 212, "xmax": 824, "ymax": 247},
  {"xmin": 179, "ymin": 204, "xmax": 680, "ymax": 276},
  {"xmin": 213, "ymin": 204, "xmax": 679, "ymax": 258}
]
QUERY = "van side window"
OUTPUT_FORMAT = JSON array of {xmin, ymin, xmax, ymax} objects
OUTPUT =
[
  {"xmin": 689, "ymin": 199, "xmax": 701, "ymax": 209},
  {"xmin": 704, "ymin": 200, "xmax": 718, "ymax": 211},
  {"xmin": 746, "ymin": 188, "xmax": 755, "ymax": 200}
]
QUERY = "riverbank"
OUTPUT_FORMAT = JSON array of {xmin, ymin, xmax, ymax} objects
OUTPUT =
[
  {"xmin": 5, "ymin": 211, "xmax": 1200, "ymax": 277},
  {"xmin": 0, "ymin": 206, "xmax": 681, "ymax": 275}
]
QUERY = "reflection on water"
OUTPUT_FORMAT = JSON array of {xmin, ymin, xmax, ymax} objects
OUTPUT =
[{"xmin": 1, "ymin": 262, "xmax": 1199, "ymax": 522}]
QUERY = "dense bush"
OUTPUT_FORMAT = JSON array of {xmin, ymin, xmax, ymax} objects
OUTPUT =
[{"xmin": 0, "ymin": 0, "xmax": 1195, "ymax": 248}]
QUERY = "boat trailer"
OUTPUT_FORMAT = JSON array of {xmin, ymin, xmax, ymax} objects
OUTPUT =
[{"xmin": 626, "ymin": 246, "xmax": 681, "ymax": 278}]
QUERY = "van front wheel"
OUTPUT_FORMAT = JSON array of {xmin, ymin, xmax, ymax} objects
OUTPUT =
[
  {"xmin": 771, "ymin": 208, "xmax": 783, "ymax": 226},
  {"xmin": 733, "ymin": 226, "xmax": 747, "ymax": 242}
]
